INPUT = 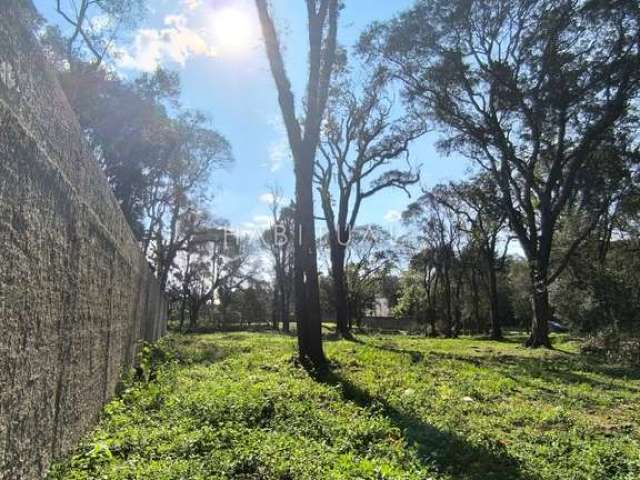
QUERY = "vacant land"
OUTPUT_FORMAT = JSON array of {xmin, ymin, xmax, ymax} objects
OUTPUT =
[{"xmin": 49, "ymin": 333, "xmax": 640, "ymax": 480}]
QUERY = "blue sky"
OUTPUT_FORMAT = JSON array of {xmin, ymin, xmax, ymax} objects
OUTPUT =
[{"xmin": 34, "ymin": 0, "xmax": 470, "ymax": 235}]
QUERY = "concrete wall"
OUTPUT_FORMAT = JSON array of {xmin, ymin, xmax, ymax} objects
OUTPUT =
[{"xmin": 0, "ymin": 2, "xmax": 167, "ymax": 478}]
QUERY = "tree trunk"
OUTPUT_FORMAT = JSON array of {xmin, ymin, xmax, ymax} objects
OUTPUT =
[
  {"xmin": 190, "ymin": 302, "xmax": 201, "ymax": 332},
  {"xmin": 355, "ymin": 299, "xmax": 363, "ymax": 329},
  {"xmin": 429, "ymin": 310, "xmax": 437, "ymax": 337},
  {"xmin": 330, "ymin": 244, "xmax": 350, "ymax": 338},
  {"xmin": 254, "ymin": 0, "xmax": 337, "ymax": 367},
  {"xmin": 470, "ymin": 269, "xmax": 481, "ymax": 335},
  {"xmin": 282, "ymin": 285, "xmax": 290, "ymax": 333},
  {"xmin": 271, "ymin": 287, "xmax": 279, "ymax": 330},
  {"xmin": 488, "ymin": 267, "xmax": 502, "ymax": 340},
  {"xmin": 429, "ymin": 274, "xmax": 439, "ymax": 337},
  {"xmin": 443, "ymin": 267, "xmax": 453, "ymax": 338},
  {"xmin": 452, "ymin": 271, "xmax": 463, "ymax": 337},
  {"xmin": 179, "ymin": 295, "xmax": 188, "ymax": 332},
  {"xmin": 278, "ymin": 281, "xmax": 287, "ymax": 332},
  {"xmin": 294, "ymin": 149, "xmax": 325, "ymax": 366},
  {"xmin": 526, "ymin": 270, "xmax": 552, "ymax": 348}
]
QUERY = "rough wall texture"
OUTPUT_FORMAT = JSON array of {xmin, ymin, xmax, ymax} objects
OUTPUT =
[{"xmin": 0, "ymin": 2, "xmax": 167, "ymax": 478}]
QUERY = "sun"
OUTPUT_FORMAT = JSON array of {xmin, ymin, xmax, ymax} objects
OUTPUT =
[{"xmin": 211, "ymin": 8, "xmax": 255, "ymax": 55}]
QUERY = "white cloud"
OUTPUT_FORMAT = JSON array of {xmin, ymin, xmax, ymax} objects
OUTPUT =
[
  {"xmin": 268, "ymin": 137, "xmax": 291, "ymax": 172},
  {"xmin": 116, "ymin": 14, "xmax": 216, "ymax": 72},
  {"xmin": 263, "ymin": 115, "xmax": 292, "ymax": 173},
  {"xmin": 115, "ymin": 1, "xmax": 260, "ymax": 72},
  {"xmin": 182, "ymin": 0, "xmax": 202, "ymax": 10},
  {"xmin": 384, "ymin": 209, "xmax": 402, "ymax": 223},
  {"xmin": 259, "ymin": 192, "xmax": 275, "ymax": 205}
]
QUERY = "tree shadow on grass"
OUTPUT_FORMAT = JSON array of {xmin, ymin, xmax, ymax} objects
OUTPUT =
[
  {"xmin": 313, "ymin": 366, "xmax": 534, "ymax": 480},
  {"xmin": 347, "ymin": 336, "xmax": 425, "ymax": 363},
  {"xmin": 170, "ymin": 334, "xmax": 246, "ymax": 365},
  {"xmin": 472, "ymin": 335, "xmax": 527, "ymax": 344},
  {"xmin": 425, "ymin": 350, "xmax": 640, "ymax": 394},
  {"xmin": 352, "ymin": 334, "xmax": 640, "ymax": 388}
]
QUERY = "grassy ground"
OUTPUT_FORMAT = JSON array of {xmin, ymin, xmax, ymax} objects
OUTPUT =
[{"xmin": 48, "ymin": 332, "xmax": 640, "ymax": 480}]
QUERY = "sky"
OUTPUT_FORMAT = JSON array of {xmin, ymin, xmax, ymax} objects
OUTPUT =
[{"xmin": 33, "ymin": 0, "xmax": 471, "ymax": 237}]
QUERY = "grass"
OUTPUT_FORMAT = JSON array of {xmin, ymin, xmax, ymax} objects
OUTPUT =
[{"xmin": 48, "ymin": 332, "xmax": 640, "ymax": 479}]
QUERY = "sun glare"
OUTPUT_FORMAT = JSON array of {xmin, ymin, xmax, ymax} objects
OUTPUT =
[{"xmin": 211, "ymin": 8, "xmax": 255, "ymax": 55}]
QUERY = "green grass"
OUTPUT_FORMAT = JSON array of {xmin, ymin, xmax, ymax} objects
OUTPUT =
[{"xmin": 48, "ymin": 332, "xmax": 640, "ymax": 479}]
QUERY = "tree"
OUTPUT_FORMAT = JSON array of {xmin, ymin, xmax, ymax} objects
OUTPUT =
[
  {"xmin": 255, "ymin": 0, "xmax": 339, "ymax": 366},
  {"xmin": 50, "ymin": 52, "xmax": 232, "ymax": 288},
  {"xmin": 393, "ymin": 269, "xmax": 430, "ymax": 330},
  {"xmin": 261, "ymin": 186, "xmax": 295, "ymax": 333},
  {"xmin": 234, "ymin": 280, "xmax": 271, "ymax": 328},
  {"xmin": 54, "ymin": 66, "xmax": 181, "ymax": 235},
  {"xmin": 404, "ymin": 193, "xmax": 466, "ymax": 337},
  {"xmin": 54, "ymin": 0, "xmax": 146, "ymax": 66},
  {"xmin": 145, "ymin": 111, "xmax": 232, "ymax": 291},
  {"xmin": 172, "ymin": 218, "xmax": 214, "ymax": 332},
  {"xmin": 315, "ymin": 69, "xmax": 424, "ymax": 337},
  {"xmin": 361, "ymin": 0, "xmax": 640, "ymax": 346},
  {"xmin": 431, "ymin": 177, "xmax": 510, "ymax": 339},
  {"xmin": 394, "ymin": 234, "xmax": 441, "ymax": 335},
  {"xmin": 344, "ymin": 225, "xmax": 397, "ymax": 328},
  {"xmin": 551, "ymin": 138, "xmax": 640, "ymax": 337},
  {"xmin": 183, "ymin": 229, "xmax": 260, "ymax": 330}
]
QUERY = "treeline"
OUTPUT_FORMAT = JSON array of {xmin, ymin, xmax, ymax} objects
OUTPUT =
[{"xmin": 393, "ymin": 173, "xmax": 639, "ymax": 345}]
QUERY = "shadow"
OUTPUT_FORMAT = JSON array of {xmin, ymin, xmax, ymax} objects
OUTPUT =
[
  {"xmin": 168, "ymin": 334, "xmax": 248, "ymax": 365},
  {"xmin": 313, "ymin": 365, "xmax": 533, "ymax": 480},
  {"xmin": 473, "ymin": 335, "xmax": 526, "ymax": 345},
  {"xmin": 347, "ymin": 336, "xmax": 425, "ymax": 363},
  {"xmin": 425, "ymin": 350, "xmax": 640, "ymax": 394},
  {"xmin": 352, "ymin": 333, "xmax": 640, "ymax": 386}
]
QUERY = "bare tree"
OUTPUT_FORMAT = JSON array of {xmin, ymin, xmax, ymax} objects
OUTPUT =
[
  {"xmin": 255, "ymin": 0, "xmax": 339, "ymax": 366},
  {"xmin": 315, "ymin": 72, "xmax": 425, "ymax": 337}
]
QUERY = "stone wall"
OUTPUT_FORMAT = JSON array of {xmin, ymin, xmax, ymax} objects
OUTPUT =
[{"xmin": 0, "ymin": 2, "xmax": 167, "ymax": 478}]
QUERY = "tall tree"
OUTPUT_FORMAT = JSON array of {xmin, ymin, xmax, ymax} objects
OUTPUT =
[
  {"xmin": 404, "ymin": 193, "xmax": 465, "ymax": 337},
  {"xmin": 315, "ymin": 71, "xmax": 424, "ymax": 337},
  {"xmin": 432, "ymin": 178, "xmax": 510, "ymax": 339},
  {"xmin": 145, "ymin": 111, "xmax": 232, "ymax": 291},
  {"xmin": 361, "ymin": 0, "xmax": 640, "ymax": 346},
  {"xmin": 255, "ymin": 0, "xmax": 339, "ymax": 366},
  {"xmin": 55, "ymin": 66, "xmax": 181, "ymax": 234},
  {"xmin": 261, "ymin": 187, "xmax": 295, "ymax": 333},
  {"xmin": 53, "ymin": 56, "xmax": 232, "ymax": 286}
]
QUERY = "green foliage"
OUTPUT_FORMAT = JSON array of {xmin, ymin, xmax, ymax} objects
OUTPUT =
[
  {"xmin": 49, "ymin": 333, "xmax": 640, "ymax": 479},
  {"xmin": 134, "ymin": 339, "xmax": 178, "ymax": 383},
  {"xmin": 392, "ymin": 270, "xmax": 426, "ymax": 321}
]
